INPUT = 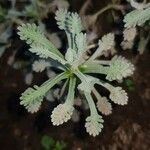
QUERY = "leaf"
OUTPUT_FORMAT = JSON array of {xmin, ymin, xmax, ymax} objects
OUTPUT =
[
  {"xmin": 20, "ymin": 85, "xmax": 45, "ymax": 113},
  {"xmin": 29, "ymin": 44, "xmax": 66, "ymax": 64},
  {"xmin": 98, "ymin": 33, "xmax": 115, "ymax": 51},
  {"xmin": 66, "ymin": 12, "xmax": 83, "ymax": 34},
  {"xmin": 55, "ymin": 9, "xmax": 68, "ymax": 30},
  {"xmin": 0, "ymin": 26, "xmax": 12, "ymax": 44},
  {"xmin": 51, "ymin": 77, "xmax": 76, "ymax": 126},
  {"xmin": 65, "ymin": 48, "xmax": 74, "ymax": 63},
  {"xmin": 81, "ymin": 63, "xmax": 107, "ymax": 74},
  {"xmin": 96, "ymin": 97, "xmax": 112, "ymax": 115},
  {"xmin": 55, "ymin": 9, "xmax": 83, "ymax": 34},
  {"xmin": 32, "ymin": 60, "xmax": 50, "ymax": 72},
  {"xmin": 85, "ymin": 115, "xmax": 104, "ymax": 137},
  {"xmin": 89, "ymin": 33, "xmax": 115, "ymax": 60},
  {"xmin": 124, "ymin": 79, "xmax": 135, "ymax": 91},
  {"xmin": 106, "ymin": 56, "xmax": 135, "ymax": 81},
  {"xmin": 84, "ymin": 92, "xmax": 104, "ymax": 137},
  {"xmin": 129, "ymin": 0, "xmax": 150, "ymax": 10},
  {"xmin": 107, "ymin": 86, "xmax": 128, "ymax": 105},
  {"xmin": 20, "ymin": 73, "xmax": 67, "ymax": 113},
  {"xmin": 41, "ymin": 135, "xmax": 55, "ymax": 150},
  {"xmin": 17, "ymin": 23, "xmax": 63, "ymax": 58},
  {"xmin": 0, "ymin": 46, "xmax": 6, "ymax": 57},
  {"xmin": 75, "ymin": 33, "xmax": 87, "ymax": 55},
  {"xmin": 78, "ymin": 75, "xmax": 98, "ymax": 93},
  {"xmin": 23, "ymin": 3, "xmax": 38, "ymax": 19},
  {"xmin": 93, "ymin": 88, "xmax": 112, "ymax": 115},
  {"xmin": 54, "ymin": 141, "xmax": 67, "ymax": 150},
  {"xmin": 124, "ymin": 7, "xmax": 150, "ymax": 27},
  {"xmin": 0, "ymin": 6, "xmax": 7, "ymax": 21}
]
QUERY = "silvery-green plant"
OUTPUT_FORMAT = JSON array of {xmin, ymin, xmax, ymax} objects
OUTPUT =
[
  {"xmin": 123, "ymin": 0, "xmax": 150, "ymax": 54},
  {"xmin": 18, "ymin": 9, "xmax": 135, "ymax": 137},
  {"xmin": 124, "ymin": 0, "xmax": 150, "ymax": 28}
]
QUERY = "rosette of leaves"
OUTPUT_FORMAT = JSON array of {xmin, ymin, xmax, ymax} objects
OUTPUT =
[{"xmin": 18, "ymin": 9, "xmax": 135, "ymax": 137}]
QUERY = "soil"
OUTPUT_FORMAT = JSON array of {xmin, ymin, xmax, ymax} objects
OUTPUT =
[{"xmin": 0, "ymin": 0, "xmax": 150, "ymax": 150}]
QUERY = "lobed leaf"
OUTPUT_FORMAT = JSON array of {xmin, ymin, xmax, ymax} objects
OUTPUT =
[
  {"xmin": 75, "ymin": 33, "xmax": 87, "ymax": 56},
  {"xmin": 17, "ymin": 23, "xmax": 63, "ymax": 58},
  {"xmin": 29, "ymin": 44, "xmax": 66, "ymax": 64},
  {"xmin": 124, "ymin": 7, "xmax": 150, "ymax": 28},
  {"xmin": 20, "ymin": 73, "xmax": 67, "ymax": 113}
]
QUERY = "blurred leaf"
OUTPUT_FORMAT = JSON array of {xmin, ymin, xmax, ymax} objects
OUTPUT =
[
  {"xmin": 125, "ymin": 79, "xmax": 134, "ymax": 86},
  {"xmin": 0, "ymin": 46, "xmax": 6, "ymax": 57},
  {"xmin": 41, "ymin": 135, "xmax": 67, "ymax": 150},
  {"xmin": 128, "ymin": 86, "xmax": 135, "ymax": 91},
  {"xmin": 54, "ymin": 141, "xmax": 67, "ymax": 150},
  {"xmin": 24, "ymin": 4, "xmax": 38, "ymax": 19},
  {"xmin": 6, "ymin": 9, "xmax": 24, "ymax": 19},
  {"xmin": 0, "ymin": 5, "xmax": 7, "ymax": 22},
  {"xmin": 41, "ymin": 135, "xmax": 55, "ymax": 150},
  {"xmin": 0, "ymin": 25, "xmax": 12, "ymax": 44},
  {"xmin": 124, "ymin": 79, "xmax": 135, "ymax": 91}
]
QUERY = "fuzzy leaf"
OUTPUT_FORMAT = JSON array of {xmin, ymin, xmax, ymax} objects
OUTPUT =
[
  {"xmin": 20, "ymin": 73, "xmax": 67, "ymax": 113},
  {"xmin": 98, "ymin": 33, "xmax": 115, "ymax": 51},
  {"xmin": 66, "ymin": 12, "xmax": 83, "ymax": 34},
  {"xmin": 93, "ymin": 88, "xmax": 112, "ymax": 115},
  {"xmin": 65, "ymin": 48, "xmax": 74, "ymax": 63},
  {"xmin": 29, "ymin": 44, "xmax": 66, "ymax": 64},
  {"xmin": 96, "ymin": 97, "xmax": 112, "ymax": 115},
  {"xmin": 32, "ymin": 60, "xmax": 50, "ymax": 72},
  {"xmin": 75, "ymin": 33, "xmax": 87, "ymax": 55},
  {"xmin": 20, "ymin": 85, "xmax": 44, "ymax": 113},
  {"xmin": 124, "ymin": 7, "xmax": 150, "ymax": 27},
  {"xmin": 106, "ymin": 56, "xmax": 135, "ymax": 81},
  {"xmin": 55, "ymin": 9, "xmax": 83, "ymax": 34},
  {"xmin": 51, "ymin": 77, "xmax": 76, "ymax": 125},
  {"xmin": 77, "ymin": 75, "xmax": 98, "ymax": 93},
  {"xmin": 85, "ymin": 115, "xmax": 103, "ymax": 137},
  {"xmin": 55, "ymin": 9, "xmax": 68, "ymax": 30},
  {"xmin": 109, "ymin": 86, "xmax": 128, "ymax": 105},
  {"xmin": 89, "ymin": 33, "xmax": 115, "ymax": 60},
  {"xmin": 129, "ymin": 0, "xmax": 150, "ymax": 10},
  {"xmin": 17, "ymin": 23, "xmax": 63, "ymax": 58}
]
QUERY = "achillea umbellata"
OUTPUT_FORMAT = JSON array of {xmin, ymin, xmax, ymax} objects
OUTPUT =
[{"xmin": 18, "ymin": 9, "xmax": 134, "ymax": 137}]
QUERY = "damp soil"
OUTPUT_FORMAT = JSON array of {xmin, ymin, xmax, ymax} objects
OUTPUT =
[{"xmin": 0, "ymin": 0, "xmax": 150, "ymax": 150}]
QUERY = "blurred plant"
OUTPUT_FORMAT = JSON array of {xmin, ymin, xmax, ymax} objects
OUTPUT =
[
  {"xmin": 121, "ymin": 27, "xmax": 137, "ymax": 50},
  {"xmin": 41, "ymin": 135, "xmax": 67, "ymax": 150},
  {"xmin": 123, "ymin": 0, "xmax": 150, "ymax": 54},
  {"xmin": 0, "ymin": 0, "xmax": 68, "ymax": 58},
  {"xmin": 124, "ymin": 79, "xmax": 135, "ymax": 92},
  {"xmin": 0, "ymin": 0, "xmax": 66, "ymax": 88},
  {"xmin": 18, "ymin": 9, "xmax": 134, "ymax": 137},
  {"xmin": 81, "ymin": 4, "xmax": 124, "ymax": 31},
  {"xmin": 24, "ymin": 0, "xmax": 69, "ymax": 21},
  {"xmin": 0, "ymin": 0, "xmax": 24, "ymax": 58},
  {"xmin": 0, "ymin": 24, "xmax": 11, "ymax": 57},
  {"xmin": 0, "ymin": 5, "xmax": 6, "ymax": 22},
  {"xmin": 79, "ymin": 0, "xmax": 126, "ymax": 57}
]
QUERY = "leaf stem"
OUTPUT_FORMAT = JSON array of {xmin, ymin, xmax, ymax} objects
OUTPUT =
[
  {"xmin": 66, "ymin": 77, "xmax": 76, "ymax": 105},
  {"xmin": 84, "ymin": 92, "xmax": 98, "ymax": 116}
]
